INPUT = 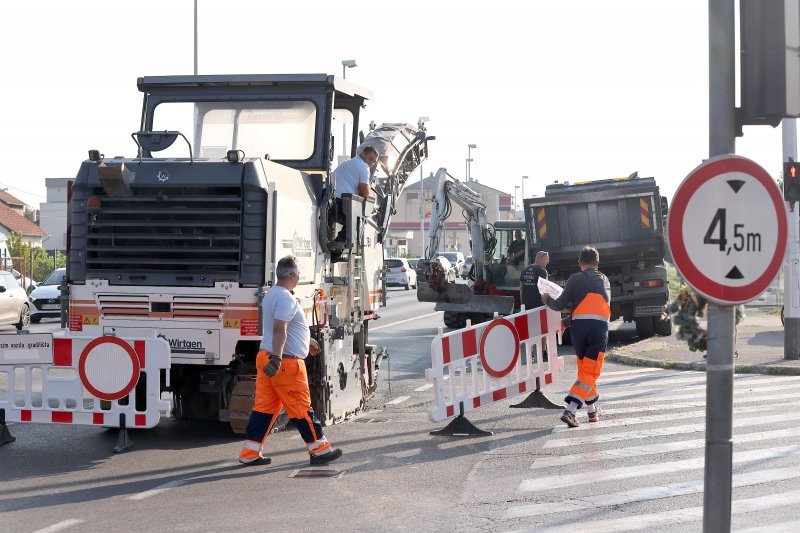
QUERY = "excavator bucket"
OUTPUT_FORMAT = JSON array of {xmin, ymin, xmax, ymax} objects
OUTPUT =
[
  {"xmin": 416, "ymin": 281, "xmax": 473, "ymax": 304},
  {"xmin": 434, "ymin": 295, "xmax": 515, "ymax": 316}
]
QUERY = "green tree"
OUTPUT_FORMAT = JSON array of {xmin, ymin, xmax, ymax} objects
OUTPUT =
[
  {"xmin": 5, "ymin": 232, "xmax": 65, "ymax": 282},
  {"xmin": 23, "ymin": 206, "xmax": 36, "ymax": 222}
]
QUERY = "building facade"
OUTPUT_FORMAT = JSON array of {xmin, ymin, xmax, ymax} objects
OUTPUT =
[
  {"xmin": 39, "ymin": 178, "xmax": 69, "ymax": 251},
  {"xmin": 384, "ymin": 173, "xmax": 514, "ymax": 259}
]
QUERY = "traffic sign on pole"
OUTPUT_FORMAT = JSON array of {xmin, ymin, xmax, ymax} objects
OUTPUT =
[{"xmin": 667, "ymin": 154, "xmax": 788, "ymax": 305}]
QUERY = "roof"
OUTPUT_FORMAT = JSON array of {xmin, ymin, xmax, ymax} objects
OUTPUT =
[
  {"xmin": 137, "ymin": 74, "xmax": 373, "ymax": 100},
  {"xmin": 0, "ymin": 189, "xmax": 25, "ymax": 208},
  {"xmin": 412, "ymin": 175, "xmax": 512, "ymax": 196},
  {"xmin": 45, "ymin": 178, "xmax": 71, "ymax": 188},
  {"xmin": 0, "ymin": 204, "xmax": 47, "ymax": 237}
]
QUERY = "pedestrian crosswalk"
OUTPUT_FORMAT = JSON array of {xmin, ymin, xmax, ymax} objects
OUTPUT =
[{"xmin": 495, "ymin": 367, "xmax": 800, "ymax": 532}]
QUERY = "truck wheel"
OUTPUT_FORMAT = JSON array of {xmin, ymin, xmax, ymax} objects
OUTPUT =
[
  {"xmin": 443, "ymin": 311, "xmax": 461, "ymax": 329},
  {"xmin": 655, "ymin": 316, "xmax": 672, "ymax": 336},
  {"xmin": 635, "ymin": 317, "xmax": 656, "ymax": 339}
]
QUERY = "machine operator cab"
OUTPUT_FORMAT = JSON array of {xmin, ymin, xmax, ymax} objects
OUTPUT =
[
  {"xmin": 485, "ymin": 220, "xmax": 527, "ymax": 291},
  {"xmin": 136, "ymin": 74, "xmax": 372, "ymax": 175}
]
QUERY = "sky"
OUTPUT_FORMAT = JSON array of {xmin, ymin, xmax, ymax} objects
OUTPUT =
[{"xmin": 0, "ymin": 0, "xmax": 789, "ymax": 210}]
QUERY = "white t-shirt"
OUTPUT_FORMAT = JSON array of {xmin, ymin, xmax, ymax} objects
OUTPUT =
[
  {"xmin": 259, "ymin": 285, "xmax": 310, "ymax": 358},
  {"xmin": 333, "ymin": 156, "xmax": 370, "ymax": 198}
]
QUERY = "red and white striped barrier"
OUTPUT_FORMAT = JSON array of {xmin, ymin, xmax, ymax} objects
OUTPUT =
[
  {"xmin": 0, "ymin": 334, "xmax": 171, "ymax": 429},
  {"xmin": 426, "ymin": 305, "xmax": 564, "ymax": 422}
]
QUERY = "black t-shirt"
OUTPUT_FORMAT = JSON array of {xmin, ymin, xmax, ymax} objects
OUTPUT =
[
  {"xmin": 507, "ymin": 239, "xmax": 526, "ymax": 266},
  {"xmin": 520, "ymin": 264, "xmax": 548, "ymax": 309}
]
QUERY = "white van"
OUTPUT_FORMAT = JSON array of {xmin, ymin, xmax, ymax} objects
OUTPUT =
[{"xmin": 438, "ymin": 252, "xmax": 465, "ymax": 274}]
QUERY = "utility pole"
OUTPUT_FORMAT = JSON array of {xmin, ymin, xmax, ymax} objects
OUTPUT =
[
  {"xmin": 193, "ymin": 0, "xmax": 198, "ymax": 75},
  {"xmin": 784, "ymin": 119, "xmax": 800, "ymax": 359},
  {"xmin": 704, "ymin": 0, "xmax": 736, "ymax": 530}
]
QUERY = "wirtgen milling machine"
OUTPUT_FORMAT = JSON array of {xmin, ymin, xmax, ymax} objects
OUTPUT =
[{"xmin": 0, "ymin": 74, "xmax": 428, "ymax": 449}]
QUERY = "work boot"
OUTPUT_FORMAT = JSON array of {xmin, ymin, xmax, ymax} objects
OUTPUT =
[
  {"xmin": 560, "ymin": 410, "xmax": 579, "ymax": 428},
  {"xmin": 587, "ymin": 407, "xmax": 601, "ymax": 423},
  {"xmin": 239, "ymin": 456, "xmax": 272, "ymax": 467},
  {"xmin": 310, "ymin": 448, "xmax": 343, "ymax": 465}
]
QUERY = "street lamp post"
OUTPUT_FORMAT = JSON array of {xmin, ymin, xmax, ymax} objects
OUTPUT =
[
  {"xmin": 418, "ymin": 117, "xmax": 430, "ymax": 259},
  {"xmin": 341, "ymin": 60, "xmax": 357, "ymax": 157},
  {"xmin": 466, "ymin": 144, "xmax": 477, "ymax": 181},
  {"xmin": 514, "ymin": 186, "xmax": 520, "ymax": 220},
  {"xmin": 521, "ymin": 176, "xmax": 529, "ymax": 220}
]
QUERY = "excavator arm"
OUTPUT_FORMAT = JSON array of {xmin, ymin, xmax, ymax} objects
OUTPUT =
[
  {"xmin": 416, "ymin": 169, "xmax": 514, "ymax": 317},
  {"xmin": 318, "ymin": 122, "xmax": 428, "ymax": 253},
  {"xmin": 358, "ymin": 123, "xmax": 429, "ymax": 243}
]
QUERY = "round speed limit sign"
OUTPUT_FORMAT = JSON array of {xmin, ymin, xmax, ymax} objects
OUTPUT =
[{"xmin": 667, "ymin": 155, "xmax": 787, "ymax": 305}]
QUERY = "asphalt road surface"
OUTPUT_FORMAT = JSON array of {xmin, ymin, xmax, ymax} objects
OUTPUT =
[{"xmin": 3, "ymin": 293, "xmax": 800, "ymax": 532}]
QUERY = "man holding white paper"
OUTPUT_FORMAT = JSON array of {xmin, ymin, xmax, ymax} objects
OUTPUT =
[{"xmin": 541, "ymin": 246, "xmax": 611, "ymax": 428}]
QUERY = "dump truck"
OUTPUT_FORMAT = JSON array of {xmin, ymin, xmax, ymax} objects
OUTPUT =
[
  {"xmin": 523, "ymin": 173, "xmax": 671, "ymax": 339},
  {"xmin": 0, "ymin": 74, "xmax": 429, "ymax": 450}
]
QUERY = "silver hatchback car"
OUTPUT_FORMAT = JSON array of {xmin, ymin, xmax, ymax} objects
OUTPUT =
[{"xmin": 0, "ymin": 270, "xmax": 30, "ymax": 329}]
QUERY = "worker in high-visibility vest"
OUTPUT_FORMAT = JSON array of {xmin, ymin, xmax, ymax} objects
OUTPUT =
[
  {"xmin": 238, "ymin": 255, "xmax": 343, "ymax": 466},
  {"xmin": 541, "ymin": 246, "xmax": 611, "ymax": 428}
]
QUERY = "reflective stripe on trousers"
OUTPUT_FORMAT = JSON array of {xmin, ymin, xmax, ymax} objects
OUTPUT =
[
  {"xmin": 564, "ymin": 318, "xmax": 608, "ymax": 408},
  {"xmin": 238, "ymin": 351, "xmax": 331, "ymax": 463}
]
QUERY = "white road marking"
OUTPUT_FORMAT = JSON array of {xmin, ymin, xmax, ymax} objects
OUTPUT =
[
  {"xmin": 531, "ymin": 425, "xmax": 800, "ymax": 469},
  {"xmin": 602, "ymin": 374, "xmax": 800, "ymax": 393},
  {"xmin": 544, "ymin": 410, "xmax": 800, "ymax": 448},
  {"xmin": 386, "ymin": 396, "xmax": 410, "ymax": 405},
  {"xmin": 370, "ymin": 311, "xmax": 441, "ymax": 331},
  {"xmin": 519, "ymin": 444, "xmax": 800, "ymax": 492},
  {"xmin": 508, "ymin": 464, "xmax": 800, "ymax": 519},
  {"xmin": 600, "ymin": 372, "xmax": 706, "ymax": 387},
  {"xmin": 127, "ymin": 479, "xmax": 185, "ymax": 500},
  {"xmin": 602, "ymin": 381, "xmax": 794, "ymax": 404},
  {"xmin": 32, "ymin": 520, "xmax": 84, "ymax": 533},
  {"xmin": 594, "ymin": 389, "xmax": 800, "ymax": 416},
  {"xmin": 414, "ymin": 383, "xmax": 433, "ymax": 392},
  {"xmin": 598, "ymin": 367, "xmax": 663, "ymax": 378},
  {"xmin": 550, "ymin": 400, "xmax": 796, "ymax": 434},
  {"xmin": 515, "ymin": 488, "xmax": 800, "ymax": 533},
  {"xmin": 738, "ymin": 519, "xmax": 800, "ymax": 533}
]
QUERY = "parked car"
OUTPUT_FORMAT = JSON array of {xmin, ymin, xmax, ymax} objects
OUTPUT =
[
  {"xmin": 11, "ymin": 269, "xmax": 38, "ymax": 295},
  {"xmin": 28, "ymin": 268, "xmax": 65, "ymax": 323},
  {"xmin": 0, "ymin": 270, "xmax": 30, "ymax": 329},
  {"xmin": 408, "ymin": 257, "xmax": 425, "ymax": 279},
  {"xmin": 461, "ymin": 256, "xmax": 474, "ymax": 279},
  {"xmin": 438, "ymin": 252, "xmax": 465, "ymax": 275},
  {"xmin": 435, "ymin": 256, "xmax": 458, "ymax": 283},
  {"xmin": 385, "ymin": 258, "xmax": 417, "ymax": 290}
]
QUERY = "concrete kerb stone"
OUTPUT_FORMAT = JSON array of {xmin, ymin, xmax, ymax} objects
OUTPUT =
[{"xmin": 607, "ymin": 351, "xmax": 800, "ymax": 377}]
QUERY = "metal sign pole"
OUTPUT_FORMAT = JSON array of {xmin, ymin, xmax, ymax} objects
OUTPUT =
[
  {"xmin": 784, "ymin": 119, "xmax": 800, "ymax": 359},
  {"xmin": 704, "ymin": 0, "xmax": 735, "ymax": 530}
]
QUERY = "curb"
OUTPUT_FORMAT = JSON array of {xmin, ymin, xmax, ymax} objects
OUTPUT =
[{"xmin": 607, "ymin": 351, "xmax": 800, "ymax": 376}]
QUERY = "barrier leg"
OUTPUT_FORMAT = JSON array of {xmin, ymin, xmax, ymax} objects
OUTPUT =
[
  {"xmin": 113, "ymin": 413, "xmax": 133, "ymax": 453},
  {"xmin": 0, "ymin": 408, "xmax": 15, "ymax": 445},
  {"xmin": 430, "ymin": 402, "xmax": 493, "ymax": 437},
  {"xmin": 510, "ymin": 378, "xmax": 562, "ymax": 410}
]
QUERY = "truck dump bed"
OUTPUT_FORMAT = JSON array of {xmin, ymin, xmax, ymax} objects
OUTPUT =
[{"xmin": 524, "ymin": 177, "xmax": 666, "ymax": 266}]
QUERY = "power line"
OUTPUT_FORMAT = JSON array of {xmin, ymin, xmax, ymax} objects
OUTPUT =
[{"xmin": 0, "ymin": 183, "xmax": 46, "ymax": 199}]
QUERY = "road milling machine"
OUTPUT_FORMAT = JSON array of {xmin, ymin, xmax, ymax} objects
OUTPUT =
[
  {"xmin": 0, "ymin": 74, "xmax": 429, "ymax": 448},
  {"xmin": 416, "ymin": 169, "xmax": 520, "ymax": 329}
]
